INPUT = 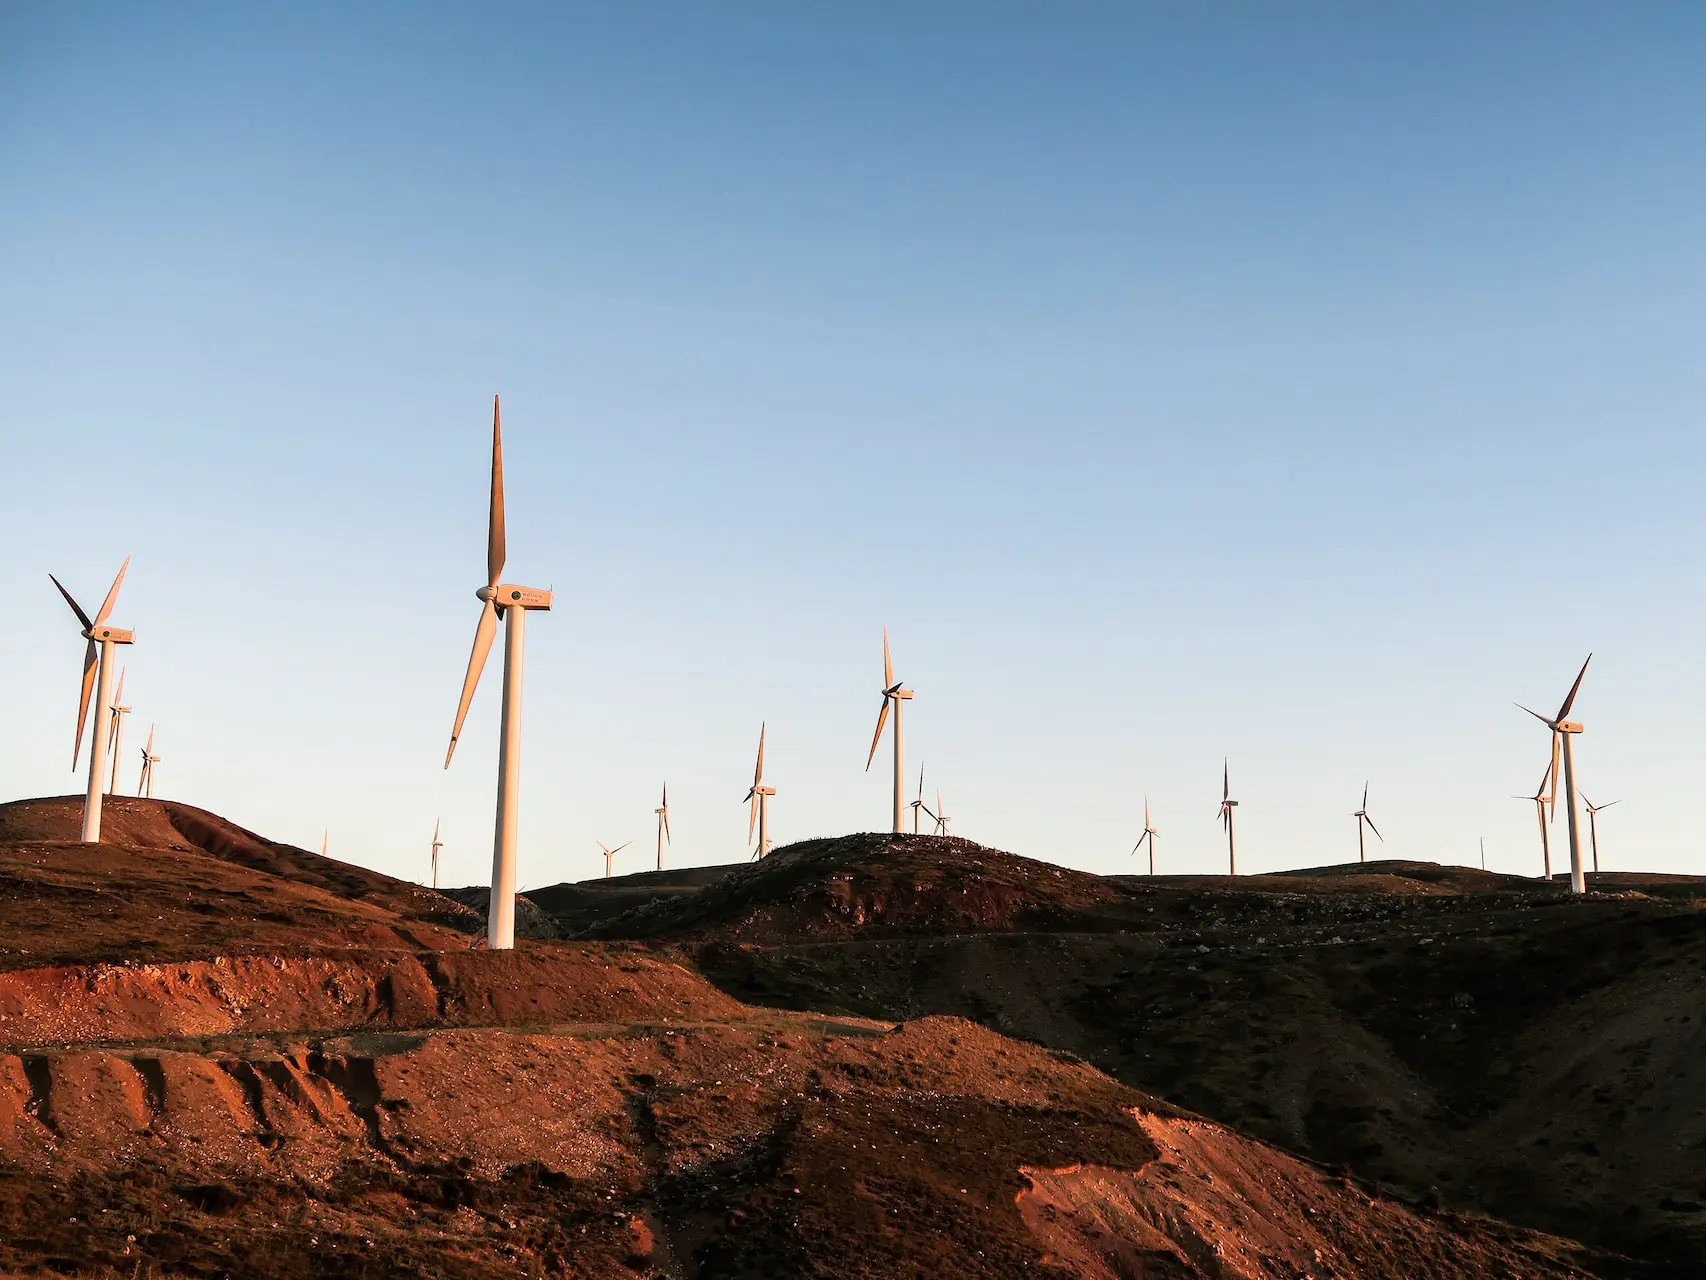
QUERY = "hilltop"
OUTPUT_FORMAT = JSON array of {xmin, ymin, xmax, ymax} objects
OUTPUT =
[{"xmin": 0, "ymin": 799, "xmax": 1642, "ymax": 1277}]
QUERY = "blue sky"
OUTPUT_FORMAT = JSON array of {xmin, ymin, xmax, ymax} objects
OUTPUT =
[{"xmin": 3, "ymin": 4, "xmax": 1704, "ymax": 887}]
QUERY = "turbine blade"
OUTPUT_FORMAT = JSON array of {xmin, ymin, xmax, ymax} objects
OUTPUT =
[
  {"xmin": 864, "ymin": 699, "xmax": 890, "ymax": 770},
  {"xmin": 432, "ymin": 818, "xmax": 440, "ymax": 841},
  {"xmin": 1556, "ymin": 653, "xmax": 1592, "ymax": 721},
  {"xmin": 755, "ymin": 721, "xmax": 766, "ymax": 785},
  {"xmin": 916, "ymin": 762, "xmax": 925, "ymax": 803},
  {"xmin": 1362, "ymin": 780, "xmax": 1369, "ymax": 809},
  {"xmin": 50, "ymin": 574, "xmax": 94, "ymax": 630},
  {"xmin": 1548, "ymin": 731, "xmax": 1561, "ymax": 818},
  {"xmin": 663, "ymin": 809, "xmax": 671, "ymax": 843},
  {"xmin": 1223, "ymin": 758, "xmax": 1229, "ymax": 801},
  {"xmin": 883, "ymin": 626, "xmax": 893, "ymax": 688},
  {"xmin": 749, "ymin": 793, "xmax": 759, "ymax": 842},
  {"xmin": 73, "ymin": 638, "xmax": 97, "ymax": 768},
  {"xmin": 1366, "ymin": 816, "xmax": 1384, "ymax": 842},
  {"xmin": 113, "ymin": 666, "xmax": 126, "ymax": 707},
  {"xmin": 445, "ymin": 599, "xmax": 499, "ymax": 768},
  {"xmin": 1514, "ymin": 703, "xmax": 1553, "ymax": 727},
  {"xmin": 93, "ymin": 556, "xmax": 130, "ymax": 626},
  {"xmin": 487, "ymin": 396, "xmax": 507, "ymax": 588},
  {"xmin": 613, "ymin": 842, "xmax": 631, "ymax": 855},
  {"xmin": 1144, "ymin": 795, "xmax": 1151, "ymax": 827}
]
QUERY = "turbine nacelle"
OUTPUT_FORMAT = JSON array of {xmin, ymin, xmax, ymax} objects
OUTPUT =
[
  {"xmin": 83, "ymin": 625, "xmax": 134, "ymax": 645},
  {"xmin": 477, "ymin": 584, "xmax": 553, "ymax": 610}
]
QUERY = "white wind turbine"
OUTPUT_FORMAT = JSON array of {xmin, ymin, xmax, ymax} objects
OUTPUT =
[
  {"xmin": 597, "ymin": 840, "xmax": 632, "ymax": 880},
  {"xmin": 1132, "ymin": 797, "xmax": 1158, "ymax": 874},
  {"xmin": 51, "ymin": 558, "xmax": 134, "ymax": 842},
  {"xmin": 654, "ymin": 784, "xmax": 671, "ymax": 871},
  {"xmin": 137, "ymin": 724, "xmax": 160, "ymax": 798},
  {"xmin": 1517, "ymin": 655, "xmax": 1592, "ymax": 895},
  {"xmin": 105, "ymin": 667, "xmax": 131, "ymax": 796},
  {"xmin": 444, "ymin": 396, "xmax": 554, "ymax": 950},
  {"xmin": 745, "ymin": 722, "xmax": 776, "ymax": 858},
  {"xmin": 908, "ymin": 764, "xmax": 928, "ymax": 834},
  {"xmin": 863, "ymin": 627, "xmax": 913, "ymax": 833},
  {"xmin": 1513, "ymin": 762, "xmax": 1555, "ymax": 882},
  {"xmin": 1581, "ymin": 792, "xmax": 1620, "ymax": 875},
  {"xmin": 1351, "ymin": 782, "xmax": 1383, "ymax": 863},
  {"xmin": 1217, "ymin": 759, "xmax": 1239, "ymax": 875},
  {"xmin": 430, "ymin": 820, "xmax": 443, "ymax": 889},
  {"xmin": 930, "ymin": 789, "xmax": 950, "ymax": 836}
]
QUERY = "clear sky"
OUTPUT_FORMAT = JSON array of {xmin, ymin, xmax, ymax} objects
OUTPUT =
[{"xmin": 4, "ymin": 3, "xmax": 1704, "ymax": 888}]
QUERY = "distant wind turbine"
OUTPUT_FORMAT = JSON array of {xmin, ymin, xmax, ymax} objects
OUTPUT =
[
  {"xmin": 105, "ymin": 667, "xmax": 130, "ymax": 796},
  {"xmin": 1514, "ymin": 763, "xmax": 1554, "ymax": 882},
  {"xmin": 655, "ymin": 784, "xmax": 671, "ymax": 871},
  {"xmin": 430, "ymin": 820, "xmax": 443, "ymax": 889},
  {"xmin": 863, "ymin": 627, "xmax": 913, "ymax": 834},
  {"xmin": 931, "ymin": 790, "xmax": 950, "ymax": 836},
  {"xmin": 443, "ymin": 396, "xmax": 554, "ymax": 950},
  {"xmin": 908, "ymin": 764, "xmax": 928, "ymax": 834},
  {"xmin": 1352, "ymin": 782, "xmax": 1383, "ymax": 863},
  {"xmin": 598, "ymin": 840, "xmax": 632, "ymax": 880},
  {"xmin": 319, "ymin": 828, "xmax": 326, "ymax": 856},
  {"xmin": 1581, "ymin": 792, "xmax": 1620, "ymax": 875},
  {"xmin": 1131, "ymin": 797, "xmax": 1158, "ymax": 874},
  {"xmin": 136, "ymin": 724, "xmax": 160, "ymax": 799},
  {"xmin": 745, "ymin": 722, "xmax": 776, "ymax": 858},
  {"xmin": 1217, "ymin": 760, "xmax": 1239, "ymax": 875},
  {"xmin": 1517, "ymin": 654, "xmax": 1592, "ymax": 894},
  {"xmin": 50, "ymin": 557, "xmax": 134, "ymax": 842}
]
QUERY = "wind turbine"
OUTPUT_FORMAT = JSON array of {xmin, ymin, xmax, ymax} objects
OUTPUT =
[
  {"xmin": 444, "ymin": 396, "xmax": 554, "ymax": 950},
  {"xmin": 908, "ymin": 764, "xmax": 928, "ymax": 834},
  {"xmin": 863, "ymin": 627, "xmax": 913, "ymax": 834},
  {"xmin": 744, "ymin": 722, "xmax": 776, "ymax": 858},
  {"xmin": 1352, "ymin": 782, "xmax": 1383, "ymax": 863},
  {"xmin": 135, "ymin": 724, "xmax": 161, "ymax": 798},
  {"xmin": 1217, "ymin": 760, "xmax": 1238, "ymax": 875},
  {"xmin": 1132, "ymin": 797, "xmax": 1158, "ymax": 875},
  {"xmin": 1581, "ymin": 792, "xmax": 1620, "ymax": 875},
  {"xmin": 654, "ymin": 784, "xmax": 671, "ymax": 871},
  {"xmin": 931, "ymin": 790, "xmax": 951, "ymax": 836},
  {"xmin": 50, "ymin": 557, "xmax": 134, "ymax": 842},
  {"xmin": 1514, "ymin": 763, "xmax": 1554, "ymax": 882},
  {"xmin": 1517, "ymin": 655, "xmax": 1592, "ymax": 895},
  {"xmin": 105, "ymin": 667, "xmax": 131, "ymax": 796},
  {"xmin": 430, "ymin": 820, "xmax": 443, "ymax": 889},
  {"xmin": 1479, "ymin": 836, "xmax": 1486, "ymax": 871},
  {"xmin": 319, "ymin": 828, "xmax": 327, "ymax": 856},
  {"xmin": 597, "ymin": 840, "xmax": 632, "ymax": 880}
]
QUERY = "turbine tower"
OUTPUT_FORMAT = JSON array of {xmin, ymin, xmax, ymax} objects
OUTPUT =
[
  {"xmin": 430, "ymin": 820, "xmax": 443, "ymax": 889},
  {"xmin": 745, "ymin": 722, "xmax": 776, "ymax": 858},
  {"xmin": 863, "ymin": 627, "xmax": 913, "ymax": 834},
  {"xmin": 105, "ymin": 667, "xmax": 131, "ymax": 796},
  {"xmin": 1581, "ymin": 792, "xmax": 1620, "ymax": 875},
  {"xmin": 654, "ymin": 784, "xmax": 671, "ymax": 870},
  {"xmin": 598, "ymin": 840, "xmax": 632, "ymax": 880},
  {"xmin": 1514, "ymin": 763, "xmax": 1554, "ymax": 882},
  {"xmin": 1352, "ymin": 782, "xmax": 1383, "ymax": 863},
  {"xmin": 1217, "ymin": 759, "xmax": 1239, "ymax": 875},
  {"xmin": 137, "ymin": 724, "xmax": 160, "ymax": 798},
  {"xmin": 50, "ymin": 558, "xmax": 134, "ymax": 842},
  {"xmin": 1517, "ymin": 654, "xmax": 1592, "ymax": 895},
  {"xmin": 444, "ymin": 396, "xmax": 554, "ymax": 950},
  {"xmin": 1132, "ymin": 797, "xmax": 1158, "ymax": 875}
]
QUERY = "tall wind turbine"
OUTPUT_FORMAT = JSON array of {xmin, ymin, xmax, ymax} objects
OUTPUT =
[
  {"xmin": 51, "ymin": 558, "xmax": 134, "ymax": 842},
  {"xmin": 430, "ymin": 820, "xmax": 443, "ymax": 889},
  {"xmin": 908, "ymin": 764, "xmax": 928, "ymax": 834},
  {"xmin": 1514, "ymin": 763, "xmax": 1554, "ymax": 882},
  {"xmin": 654, "ymin": 784, "xmax": 671, "ymax": 870},
  {"xmin": 137, "ymin": 725, "xmax": 160, "ymax": 798},
  {"xmin": 597, "ymin": 840, "xmax": 632, "ymax": 880},
  {"xmin": 1132, "ymin": 797, "xmax": 1158, "ymax": 875},
  {"xmin": 863, "ymin": 627, "xmax": 913, "ymax": 833},
  {"xmin": 745, "ymin": 722, "xmax": 776, "ymax": 858},
  {"xmin": 444, "ymin": 396, "xmax": 553, "ymax": 950},
  {"xmin": 1517, "ymin": 655, "xmax": 1592, "ymax": 895},
  {"xmin": 1581, "ymin": 792, "xmax": 1620, "ymax": 875},
  {"xmin": 1352, "ymin": 782, "xmax": 1383, "ymax": 863},
  {"xmin": 105, "ymin": 667, "xmax": 131, "ymax": 796},
  {"xmin": 1217, "ymin": 760, "xmax": 1239, "ymax": 875}
]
